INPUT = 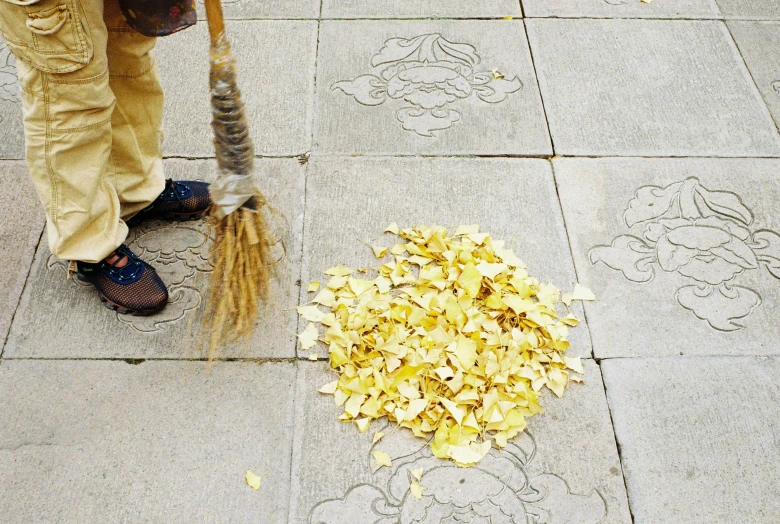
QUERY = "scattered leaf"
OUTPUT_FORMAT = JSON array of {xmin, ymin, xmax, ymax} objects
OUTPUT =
[
  {"xmin": 491, "ymin": 69, "xmax": 505, "ymax": 80},
  {"xmin": 245, "ymin": 470, "xmax": 263, "ymax": 490},
  {"xmin": 372, "ymin": 431, "xmax": 385, "ymax": 444},
  {"xmin": 372, "ymin": 450, "xmax": 392, "ymax": 468},
  {"xmin": 297, "ymin": 323, "xmax": 319, "ymax": 350},
  {"xmin": 372, "ymin": 245, "xmax": 389, "ymax": 258},
  {"xmin": 308, "ymin": 353, "xmax": 319, "ymax": 361},
  {"xmin": 307, "ymin": 281, "xmax": 320, "ymax": 293},
  {"xmin": 410, "ymin": 480, "xmax": 424, "ymax": 499},
  {"xmin": 572, "ymin": 284, "xmax": 596, "ymax": 301},
  {"xmin": 318, "ymin": 380, "xmax": 338, "ymax": 394}
]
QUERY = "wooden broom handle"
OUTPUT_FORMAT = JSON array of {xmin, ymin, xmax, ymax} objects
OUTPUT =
[{"xmin": 203, "ymin": 0, "xmax": 225, "ymax": 44}]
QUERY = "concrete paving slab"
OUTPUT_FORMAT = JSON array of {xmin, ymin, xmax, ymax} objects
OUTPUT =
[
  {"xmin": 300, "ymin": 157, "xmax": 591, "ymax": 359},
  {"xmin": 321, "ymin": 0, "xmax": 521, "ymax": 19},
  {"xmin": 0, "ymin": 162, "xmax": 43, "ymax": 350},
  {"xmin": 729, "ymin": 22, "xmax": 780, "ymax": 132},
  {"xmin": 0, "ymin": 359, "xmax": 296, "ymax": 522},
  {"xmin": 602, "ymin": 356, "xmax": 780, "ymax": 524},
  {"xmin": 314, "ymin": 20, "xmax": 552, "ymax": 155},
  {"xmin": 555, "ymin": 157, "xmax": 780, "ymax": 358},
  {"xmin": 716, "ymin": 0, "xmax": 780, "ymax": 19},
  {"xmin": 0, "ymin": 42, "xmax": 24, "ymax": 160},
  {"xmin": 4, "ymin": 158, "xmax": 304, "ymax": 359},
  {"xmin": 196, "ymin": 0, "xmax": 319, "ymax": 20},
  {"xmin": 156, "ymin": 21, "xmax": 316, "ymax": 157},
  {"xmin": 522, "ymin": 0, "xmax": 720, "ymax": 19},
  {"xmin": 525, "ymin": 19, "xmax": 780, "ymax": 157},
  {"xmin": 290, "ymin": 360, "xmax": 630, "ymax": 524}
]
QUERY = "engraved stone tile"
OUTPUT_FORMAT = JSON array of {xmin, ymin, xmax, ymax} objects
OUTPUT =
[
  {"xmin": 522, "ymin": 0, "xmax": 720, "ymax": 19},
  {"xmin": 729, "ymin": 22, "xmax": 780, "ymax": 132},
  {"xmin": 314, "ymin": 21, "xmax": 552, "ymax": 155},
  {"xmin": 322, "ymin": 0, "xmax": 521, "ymax": 19},
  {"xmin": 602, "ymin": 356, "xmax": 780, "ymax": 524},
  {"xmin": 196, "ymin": 0, "xmax": 319, "ymax": 20},
  {"xmin": 289, "ymin": 360, "xmax": 631, "ymax": 524},
  {"xmin": 4, "ymin": 158, "xmax": 304, "ymax": 359},
  {"xmin": 300, "ymin": 157, "xmax": 591, "ymax": 358},
  {"xmin": 555, "ymin": 157, "xmax": 780, "ymax": 358},
  {"xmin": 155, "ymin": 21, "xmax": 316, "ymax": 157},
  {"xmin": 0, "ymin": 360, "xmax": 296, "ymax": 522},
  {"xmin": 0, "ymin": 42, "xmax": 24, "ymax": 160},
  {"xmin": 716, "ymin": 0, "xmax": 780, "ymax": 19},
  {"xmin": 526, "ymin": 19, "xmax": 780, "ymax": 157},
  {"xmin": 0, "ymin": 162, "xmax": 43, "ymax": 348}
]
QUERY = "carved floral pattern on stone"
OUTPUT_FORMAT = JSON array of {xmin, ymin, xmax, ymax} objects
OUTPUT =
[
  {"xmin": 48, "ymin": 220, "xmax": 213, "ymax": 332},
  {"xmin": 590, "ymin": 177, "xmax": 780, "ymax": 331},
  {"xmin": 0, "ymin": 42, "xmax": 20, "ymax": 114},
  {"xmin": 772, "ymin": 80, "xmax": 780, "ymax": 95},
  {"xmin": 332, "ymin": 33, "xmax": 523, "ymax": 137},
  {"xmin": 310, "ymin": 427, "xmax": 607, "ymax": 524}
]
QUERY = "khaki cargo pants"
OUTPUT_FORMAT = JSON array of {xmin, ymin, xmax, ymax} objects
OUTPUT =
[{"xmin": 0, "ymin": 0, "xmax": 165, "ymax": 262}]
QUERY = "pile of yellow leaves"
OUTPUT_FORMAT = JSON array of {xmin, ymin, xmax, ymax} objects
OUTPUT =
[{"xmin": 297, "ymin": 225, "xmax": 594, "ymax": 467}]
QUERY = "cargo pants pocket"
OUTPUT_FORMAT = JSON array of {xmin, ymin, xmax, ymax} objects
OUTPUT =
[{"xmin": 0, "ymin": 0, "xmax": 93, "ymax": 73}]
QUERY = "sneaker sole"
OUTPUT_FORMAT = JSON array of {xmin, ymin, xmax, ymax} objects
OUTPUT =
[
  {"xmin": 98, "ymin": 293, "xmax": 165, "ymax": 316},
  {"xmin": 127, "ymin": 210, "xmax": 206, "ymax": 227}
]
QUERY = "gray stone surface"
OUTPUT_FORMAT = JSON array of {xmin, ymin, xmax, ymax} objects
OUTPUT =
[
  {"xmin": 196, "ymin": 0, "xmax": 319, "ymax": 20},
  {"xmin": 0, "ymin": 162, "xmax": 43, "ymax": 350},
  {"xmin": 290, "ymin": 360, "xmax": 631, "ymax": 524},
  {"xmin": 555, "ymin": 157, "xmax": 780, "ymax": 358},
  {"xmin": 602, "ymin": 356, "xmax": 780, "ymax": 524},
  {"xmin": 525, "ymin": 19, "xmax": 780, "ymax": 157},
  {"xmin": 155, "ymin": 21, "xmax": 317, "ymax": 157},
  {"xmin": 716, "ymin": 0, "xmax": 780, "ymax": 19},
  {"xmin": 0, "ymin": 42, "xmax": 24, "ymax": 160},
  {"xmin": 729, "ymin": 22, "xmax": 780, "ymax": 132},
  {"xmin": 314, "ymin": 20, "xmax": 552, "ymax": 155},
  {"xmin": 522, "ymin": 0, "xmax": 720, "ymax": 19},
  {"xmin": 322, "ymin": 0, "xmax": 521, "ymax": 18},
  {"xmin": 300, "ymin": 157, "xmax": 591, "ymax": 358},
  {"xmin": 0, "ymin": 359, "xmax": 297, "ymax": 522},
  {"xmin": 4, "ymin": 158, "xmax": 304, "ymax": 359}
]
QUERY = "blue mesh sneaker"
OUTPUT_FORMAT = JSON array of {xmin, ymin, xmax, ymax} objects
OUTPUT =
[
  {"xmin": 75, "ymin": 245, "xmax": 168, "ymax": 315},
  {"xmin": 128, "ymin": 179, "xmax": 211, "ymax": 226}
]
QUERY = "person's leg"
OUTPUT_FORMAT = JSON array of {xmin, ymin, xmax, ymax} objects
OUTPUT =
[
  {"xmin": 0, "ymin": 0, "xmax": 126, "ymax": 263},
  {"xmin": 103, "ymin": 0, "xmax": 166, "ymax": 220}
]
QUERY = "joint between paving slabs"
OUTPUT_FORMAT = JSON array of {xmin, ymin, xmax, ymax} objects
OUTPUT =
[
  {"xmin": 0, "ymin": 226, "xmax": 45, "ymax": 359},
  {"xmin": 723, "ymin": 22, "xmax": 780, "ymax": 136}
]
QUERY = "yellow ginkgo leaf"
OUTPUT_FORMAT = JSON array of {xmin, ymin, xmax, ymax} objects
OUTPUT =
[
  {"xmin": 372, "ymin": 431, "xmax": 385, "ymax": 444},
  {"xmin": 308, "ymin": 353, "xmax": 319, "ymax": 361},
  {"xmin": 410, "ymin": 480, "xmax": 424, "ymax": 499},
  {"xmin": 318, "ymin": 380, "xmax": 338, "ymax": 394},
  {"xmin": 307, "ymin": 281, "xmax": 320, "ymax": 293},
  {"xmin": 411, "ymin": 467, "xmax": 424, "ymax": 481},
  {"xmin": 571, "ymin": 284, "xmax": 596, "ymax": 301},
  {"xmin": 296, "ymin": 305, "xmax": 326, "ymax": 323},
  {"xmin": 372, "ymin": 450, "xmax": 392, "ymax": 468},
  {"xmin": 245, "ymin": 470, "xmax": 263, "ymax": 490},
  {"xmin": 325, "ymin": 264, "xmax": 354, "ymax": 277},
  {"xmin": 298, "ymin": 323, "xmax": 319, "ymax": 350},
  {"xmin": 372, "ymin": 245, "xmax": 389, "ymax": 258}
]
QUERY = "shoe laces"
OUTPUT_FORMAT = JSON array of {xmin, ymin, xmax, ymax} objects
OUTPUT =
[
  {"xmin": 105, "ymin": 245, "xmax": 143, "ymax": 282},
  {"xmin": 163, "ymin": 179, "xmax": 190, "ymax": 204}
]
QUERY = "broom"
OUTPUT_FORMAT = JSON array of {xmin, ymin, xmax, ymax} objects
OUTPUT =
[{"xmin": 201, "ymin": 0, "xmax": 276, "ymax": 359}]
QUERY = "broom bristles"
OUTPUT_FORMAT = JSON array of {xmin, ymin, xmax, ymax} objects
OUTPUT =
[{"xmin": 201, "ymin": 203, "xmax": 276, "ymax": 361}]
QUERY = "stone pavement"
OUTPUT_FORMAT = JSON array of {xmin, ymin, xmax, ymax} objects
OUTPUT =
[{"xmin": 1, "ymin": 2, "xmax": 779, "ymax": 523}]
